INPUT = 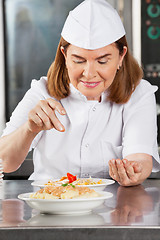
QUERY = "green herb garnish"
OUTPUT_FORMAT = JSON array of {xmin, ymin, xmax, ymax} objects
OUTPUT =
[
  {"xmin": 61, "ymin": 183, "xmax": 75, "ymax": 188},
  {"xmin": 70, "ymin": 183, "xmax": 75, "ymax": 188},
  {"xmin": 62, "ymin": 183, "xmax": 69, "ymax": 187}
]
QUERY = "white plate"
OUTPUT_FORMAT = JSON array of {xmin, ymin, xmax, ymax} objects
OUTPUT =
[
  {"xmin": 18, "ymin": 191, "xmax": 113, "ymax": 215},
  {"xmin": 31, "ymin": 178, "xmax": 115, "ymax": 191}
]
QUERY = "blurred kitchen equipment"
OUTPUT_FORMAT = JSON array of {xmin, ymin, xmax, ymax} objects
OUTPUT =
[{"xmin": 141, "ymin": 0, "xmax": 160, "ymax": 145}]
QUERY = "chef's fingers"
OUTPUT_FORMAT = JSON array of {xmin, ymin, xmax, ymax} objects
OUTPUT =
[
  {"xmin": 123, "ymin": 159, "xmax": 142, "ymax": 174},
  {"xmin": 123, "ymin": 160, "xmax": 142, "ymax": 183},
  {"xmin": 109, "ymin": 159, "xmax": 120, "ymax": 182},
  {"xmin": 38, "ymin": 100, "xmax": 65, "ymax": 131},
  {"xmin": 36, "ymin": 106, "xmax": 55, "ymax": 130},
  {"xmin": 116, "ymin": 159, "xmax": 130, "ymax": 186},
  {"xmin": 28, "ymin": 107, "xmax": 51, "ymax": 134},
  {"xmin": 109, "ymin": 160, "xmax": 114, "ymax": 179},
  {"xmin": 29, "ymin": 108, "xmax": 43, "ymax": 127},
  {"xmin": 47, "ymin": 98, "xmax": 66, "ymax": 115},
  {"xmin": 123, "ymin": 161, "xmax": 135, "ymax": 179},
  {"xmin": 50, "ymin": 111, "xmax": 65, "ymax": 132},
  {"xmin": 132, "ymin": 162, "xmax": 142, "ymax": 173}
]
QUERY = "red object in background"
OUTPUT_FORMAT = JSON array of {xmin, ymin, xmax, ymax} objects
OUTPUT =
[{"xmin": 67, "ymin": 173, "xmax": 77, "ymax": 183}]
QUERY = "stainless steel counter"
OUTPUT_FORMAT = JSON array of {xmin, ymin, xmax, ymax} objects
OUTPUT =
[{"xmin": 1, "ymin": 179, "xmax": 160, "ymax": 240}]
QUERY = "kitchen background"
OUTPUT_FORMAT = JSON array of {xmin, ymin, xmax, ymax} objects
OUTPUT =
[{"xmin": 0, "ymin": 0, "xmax": 159, "ymax": 178}]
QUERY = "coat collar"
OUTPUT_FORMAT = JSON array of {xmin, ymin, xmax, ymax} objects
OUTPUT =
[{"xmin": 69, "ymin": 83, "xmax": 108, "ymax": 103}]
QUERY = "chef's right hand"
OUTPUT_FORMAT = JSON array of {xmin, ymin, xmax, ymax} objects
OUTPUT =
[{"xmin": 27, "ymin": 98, "xmax": 66, "ymax": 133}]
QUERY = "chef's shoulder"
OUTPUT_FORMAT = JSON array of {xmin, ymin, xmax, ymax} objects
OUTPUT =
[
  {"xmin": 124, "ymin": 79, "xmax": 158, "ymax": 109},
  {"xmin": 28, "ymin": 76, "xmax": 52, "ymax": 99}
]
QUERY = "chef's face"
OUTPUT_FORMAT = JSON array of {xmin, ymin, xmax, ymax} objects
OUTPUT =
[{"xmin": 61, "ymin": 43, "xmax": 127, "ymax": 101}]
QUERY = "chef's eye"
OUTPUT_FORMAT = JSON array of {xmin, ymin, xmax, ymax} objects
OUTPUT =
[
  {"xmin": 73, "ymin": 59, "xmax": 86, "ymax": 64},
  {"xmin": 98, "ymin": 60, "xmax": 108, "ymax": 64}
]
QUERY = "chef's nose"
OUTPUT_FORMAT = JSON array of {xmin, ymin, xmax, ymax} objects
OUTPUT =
[{"xmin": 83, "ymin": 62, "xmax": 96, "ymax": 79}]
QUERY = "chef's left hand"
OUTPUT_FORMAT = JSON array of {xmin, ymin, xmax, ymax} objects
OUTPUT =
[{"xmin": 109, "ymin": 159, "xmax": 142, "ymax": 186}]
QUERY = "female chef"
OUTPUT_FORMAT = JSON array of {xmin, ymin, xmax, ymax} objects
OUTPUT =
[{"xmin": 0, "ymin": 0, "xmax": 159, "ymax": 186}]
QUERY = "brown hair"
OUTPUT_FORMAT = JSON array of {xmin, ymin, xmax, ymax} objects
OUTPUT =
[{"xmin": 47, "ymin": 36, "xmax": 143, "ymax": 103}]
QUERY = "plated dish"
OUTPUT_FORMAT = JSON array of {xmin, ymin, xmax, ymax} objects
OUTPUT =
[
  {"xmin": 18, "ymin": 190, "xmax": 113, "ymax": 215},
  {"xmin": 30, "ymin": 185, "xmax": 101, "ymax": 199},
  {"xmin": 32, "ymin": 176, "xmax": 115, "ymax": 191}
]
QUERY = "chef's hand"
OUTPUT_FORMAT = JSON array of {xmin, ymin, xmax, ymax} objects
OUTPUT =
[
  {"xmin": 27, "ymin": 98, "xmax": 66, "ymax": 133},
  {"xmin": 109, "ymin": 158, "xmax": 142, "ymax": 186}
]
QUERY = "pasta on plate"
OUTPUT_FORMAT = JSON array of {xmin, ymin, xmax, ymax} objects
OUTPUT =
[{"xmin": 30, "ymin": 185, "xmax": 101, "ymax": 200}]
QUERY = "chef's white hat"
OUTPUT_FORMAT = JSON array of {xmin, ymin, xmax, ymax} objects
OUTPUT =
[{"xmin": 61, "ymin": 0, "xmax": 125, "ymax": 50}]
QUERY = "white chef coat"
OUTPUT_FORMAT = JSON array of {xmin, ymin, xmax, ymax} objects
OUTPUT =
[{"xmin": 2, "ymin": 77, "xmax": 160, "ymax": 180}]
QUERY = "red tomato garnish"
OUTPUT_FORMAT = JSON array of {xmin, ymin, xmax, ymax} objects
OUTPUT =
[{"xmin": 67, "ymin": 173, "xmax": 77, "ymax": 183}]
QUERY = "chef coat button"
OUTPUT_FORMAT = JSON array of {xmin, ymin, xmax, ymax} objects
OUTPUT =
[
  {"xmin": 93, "ymin": 107, "xmax": 96, "ymax": 111},
  {"xmin": 85, "ymin": 143, "xmax": 89, "ymax": 148}
]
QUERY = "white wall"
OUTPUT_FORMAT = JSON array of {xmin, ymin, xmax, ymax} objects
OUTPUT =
[{"xmin": 0, "ymin": 0, "xmax": 5, "ymax": 135}]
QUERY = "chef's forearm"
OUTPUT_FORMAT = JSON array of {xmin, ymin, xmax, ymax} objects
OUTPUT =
[{"xmin": 0, "ymin": 122, "xmax": 37, "ymax": 173}]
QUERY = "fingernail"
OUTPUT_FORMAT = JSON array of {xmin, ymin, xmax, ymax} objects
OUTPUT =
[
  {"xmin": 123, "ymin": 159, "xmax": 127, "ymax": 164},
  {"xmin": 117, "ymin": 160, "xmax": 121, "ymax": 164},
  {"xmin": 61, "ymin": 109, "xmax": 66, "ymax": 114},
  {"xmin": 59, "ymin": 125, "xmax": 64, "ymax": 131}
]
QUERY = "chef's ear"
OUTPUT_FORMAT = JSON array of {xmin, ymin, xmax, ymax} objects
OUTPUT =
[
  {"xmin": 60, "ymin": 46, "xmax": 66, "ymax": 59},
  {"xmin": 119, "ymin": 46, "xmax": 127, "ymax": 67}
]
